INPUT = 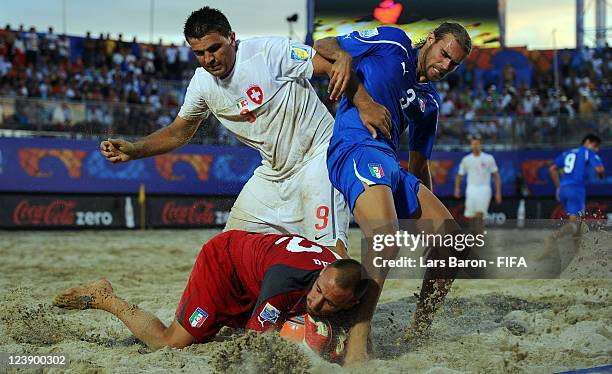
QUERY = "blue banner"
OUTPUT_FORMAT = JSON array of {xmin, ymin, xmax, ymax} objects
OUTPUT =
[
  {"xmin": 402, "ymin": 148, "xmax": 612, "ymax": 197},
  {"xmin": 0, "ymin": 137, "xmax": 610, "ymax": 196},
  {"xmin": 0, "ymin": 138, "xmax": 261, "ymax": 195}
]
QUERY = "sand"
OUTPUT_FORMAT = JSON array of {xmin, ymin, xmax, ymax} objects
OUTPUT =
[{"xmin": 0, "ymin": 228, "xmax": 610, "ymax": 373}]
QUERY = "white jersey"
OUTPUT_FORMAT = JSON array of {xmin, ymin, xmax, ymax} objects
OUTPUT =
[
  {"xmin": 457, "ymin": 152, "xmax": 498, "ymax": 188},
  {"xmin": 178, "ymin": 37, "xmax": 334, "ymax": 181}
]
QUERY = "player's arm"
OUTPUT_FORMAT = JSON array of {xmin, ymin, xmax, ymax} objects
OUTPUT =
[
  {"xmin": 314, "ymin": 27, "xmax": 403, "ymax": 100},
  {"xmin": 100, "ymin": 116, "xmax": 201, "ymax": 163},
  {"xmin": 550, "ymin": 154, "xmax": 565, "ymax": 189},
  {"xmin": 492, "ymin": 171, "xmax": 502, "ymax": 203},
  {"xmin": 490, "ymin": 157, "xmax": 502, "ymax": 203},
  {"xmin": 314, "ymin": 37, "xmax": 353, "ymax": 100},
  {"xmin": 549, "ymin": 164, "xmax": 560, "ymax": 189},
  {"xmin": 454, "ymin": 175, "xmax": 463, "ymax": 199},
  {"xmin": 454, "ymin": 157, "xmax": 466, "ymax": 198},
  {"xmin": 313, "ymin": 37, "xmax": 353, "ymax": 101},
  {"xmin": 589, "ymin": 150, "xmax": 605, "ymax": 179},
  {"xmin": 408, "ymin": 99, "xmax": 438, "ymax": 189},
  {"xmin": 313, "ymin": 38, "xmax": 391, "ymax": 140},
  {"xmin": 101, "ymin": 69, "xmax": 208, "ymax": 163},
  {"xmin": 549, "ymin": 163, "xmax": 561, "ymax": 201},
  {"xmin": 408, "ymin": 151, "xmax": 432, "ymax": 191}
]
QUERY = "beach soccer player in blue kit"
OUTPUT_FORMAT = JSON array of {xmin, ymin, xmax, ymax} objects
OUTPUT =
[
  {"xmin": 315, "ymin": 23, "xmax": 472, "ymax": 364},
  {"xmin": 550, "ymin": 134, "xmax": 606, "ymax": 234}
]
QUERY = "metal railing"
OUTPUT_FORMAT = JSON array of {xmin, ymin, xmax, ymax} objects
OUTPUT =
[
  {"xmin": 424, "ymin": 113, "xmax": 611, "ymax": 151},
  {"xmin": 0, "ymin": 96, "xmax": 609, "ymax": 150}
]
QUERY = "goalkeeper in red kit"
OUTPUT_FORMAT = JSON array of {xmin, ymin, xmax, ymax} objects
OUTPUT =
[{"xmin": 53, "ymin": 230, "xmax": 368, "ymax": 359}]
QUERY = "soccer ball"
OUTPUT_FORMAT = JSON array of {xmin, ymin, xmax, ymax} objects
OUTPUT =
[{"xmin": 279, "ymin": 314, "xmax": 348, "ymax": 362}]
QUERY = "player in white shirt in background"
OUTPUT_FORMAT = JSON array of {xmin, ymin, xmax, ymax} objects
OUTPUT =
[
  {"xmin": 99, "ymin": 7, "xmax": 390, "ymax": 258},
  {"xmin": 454, "ymin": 135, "xmax": 502, "ymax": 232}
]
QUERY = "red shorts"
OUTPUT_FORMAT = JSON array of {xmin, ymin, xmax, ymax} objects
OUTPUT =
[{"xmin": 175, "ymin": 232, "xmax": 253, "ymax": 342}]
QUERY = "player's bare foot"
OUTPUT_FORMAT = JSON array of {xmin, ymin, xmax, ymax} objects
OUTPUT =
[{"xmin": 53, "ymin": 279, "xmax": 114, "ymax": 310}]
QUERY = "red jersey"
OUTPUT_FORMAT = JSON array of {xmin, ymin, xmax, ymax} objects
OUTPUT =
[{"xmin": 176, "ymin": 230, "xmax": 340, "ymax": 342}]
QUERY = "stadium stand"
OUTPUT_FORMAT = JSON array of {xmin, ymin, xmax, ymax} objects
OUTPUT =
[{"xmin": 0, "ymin": 24, "xmax": 609, "ymax": 150}]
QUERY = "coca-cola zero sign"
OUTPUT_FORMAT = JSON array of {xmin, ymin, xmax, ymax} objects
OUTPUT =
[{"xmin": 1, "ymin": 195, "xmax": 122, "ymax": 228}]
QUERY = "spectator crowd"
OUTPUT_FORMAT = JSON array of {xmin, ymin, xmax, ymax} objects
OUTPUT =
[{"xmin": 0, "ymin": 24, "xmax": 610, "ymax": 148}]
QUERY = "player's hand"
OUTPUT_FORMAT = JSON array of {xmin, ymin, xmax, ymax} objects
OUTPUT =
[
  {"xmin": 495, "ymin": 192, "xmax": 502, "ymax": 204},
  {"xmin": 357, "ymin": 100, "xmax": 392, "ymax": 140},
  {"xmin": 327, "ymin": 51, "xmax": 352, "ymax": 101},
  {"xmin": 454, "ymin": 188, "xmax": 461, "ymax": 199},
  {"xmin": 100, "ymin": 138, "xmax": 137, "ymax": 163}
]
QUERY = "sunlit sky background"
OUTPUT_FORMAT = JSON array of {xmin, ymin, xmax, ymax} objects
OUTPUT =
[{"xmin": 0, "ymin": 0, "xmax": 609, "ymax": 50}]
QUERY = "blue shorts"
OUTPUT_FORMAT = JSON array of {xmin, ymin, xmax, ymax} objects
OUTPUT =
[
  {"xmin": 559, "ymin": 185, "xmax": 586, "ymax": 216},
  {"xmin": 327, "ymin": 145, "xmax": 421, "ymax": 218}
]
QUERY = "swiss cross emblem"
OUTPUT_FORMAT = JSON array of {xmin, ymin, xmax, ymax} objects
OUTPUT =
[{"xmin": 246, "ymin": 85, "xmax": 263, "ymax": 105}]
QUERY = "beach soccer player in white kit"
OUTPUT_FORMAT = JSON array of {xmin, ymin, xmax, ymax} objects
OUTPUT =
[
  {"xmin": 454, "ymin": 135, "xmax": 502, "ymax": 231},
  {"xmin": 99, "ymin": 7, "xmax": 390, "ymax": 256}
]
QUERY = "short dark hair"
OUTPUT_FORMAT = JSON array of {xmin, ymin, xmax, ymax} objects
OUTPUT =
[
  {"xmin": 328, "ymin": 259, "xmax": 369, "ymax": 299},
  {"xmin": 582, "ymin": 134, "xmax": 601, "ymax": 146},
  {"xmin": 184, "ymin": 6, "xmax": 232, "ymax": 41},
  {"xmin": 415, "ymin": 22, "xmax": 472, "ymax": 55}
]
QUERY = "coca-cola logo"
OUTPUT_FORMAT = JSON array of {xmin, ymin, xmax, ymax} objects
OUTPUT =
[
  {"xmin": 13, "ymin": 200, "xmax": 76, "ymax": 225},
  {"xmin": 161, "ymin": 200, "xmax": 215, "ymax": 225}
]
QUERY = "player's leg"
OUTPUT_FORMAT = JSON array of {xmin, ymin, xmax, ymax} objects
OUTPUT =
[
  {"xmin": 345, "ymin": 183, "xmax": 398, "ymax": 364},
  {"xmin": 407, "ymin": 185, "xmax": 458, "ymax": 337},
  {"xmin": 395, "ymin": 171, "xmax": 465, "ymax": 338},
  {"xmin": 464, "ymin": 185, "xmax": 486, "ymax": 234},
  {"xmin": 329, "ymin": 148, "xmax": 400, "ymax": 365},
  {"xmin": 53, "ymin": 279, "xmax": 195, "ymax": 350},
  {"xmin": 330, "ymin": 187, "xmax": 350, "ymax": 258},
  {"xmin": 557, "ymin": 186, "xmax": 585, "ymax": 238},
  {"xmin": 292, "ymin": 151, "xmax": 350, "ymax": 258},
  {"xmin": 471, "ymin": 186, "xmax": 492, "ymax": 234},
  {"xmin": 224, "ymin": 172, "xmax": 287, "ymax": 234}
]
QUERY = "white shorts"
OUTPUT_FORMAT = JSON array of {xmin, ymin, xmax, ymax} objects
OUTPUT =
[
  {"xmin": 224, "ymin": 151, "xmax": 349, "ymax": 248},
  {"xmin": 464, "ymin": 185, "xmax": 492, "ymax": 218}
]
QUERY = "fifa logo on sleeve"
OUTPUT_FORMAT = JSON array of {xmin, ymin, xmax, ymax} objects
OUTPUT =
[
  {"xmin": 290, "ymin": 47, "xmax": 310, "ymax": 62},
  {"xmin": 258, "ymin": 302, "xmax": 281, "ymax": 327}
]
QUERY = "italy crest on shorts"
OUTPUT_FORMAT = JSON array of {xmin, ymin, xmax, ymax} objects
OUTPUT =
[
  {"xmin": 189, "ymin": 307, "xmax": 208, "ymax": 328},
  {"xmin": 368, "ymin": 163, "xmax": 385, "ymax": 179}
]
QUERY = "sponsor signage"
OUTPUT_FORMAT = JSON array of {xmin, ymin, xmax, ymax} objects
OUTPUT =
[{"xmin": 1, "ymin": 194, "xmax": 126, "ymax": 228}]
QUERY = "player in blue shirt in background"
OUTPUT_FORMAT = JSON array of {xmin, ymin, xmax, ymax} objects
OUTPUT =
[
  {"xmin": 550, "ymin": 134, "xmax": 605, "ymax": 224},
  {"xmin": 315, "ymin": 23, "xmax": 471, "ymax": 365}
]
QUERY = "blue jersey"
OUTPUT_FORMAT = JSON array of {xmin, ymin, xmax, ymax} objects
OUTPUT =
[
  {"xmin": 553, "ymin": 146, "xmax": 603, "ymax": 188},
  {"xmin": 330, "ymin": 26, "xmax": 440, "ymax": 159}
]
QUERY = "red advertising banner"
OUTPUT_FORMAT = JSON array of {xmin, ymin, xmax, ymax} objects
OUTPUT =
[
  {"xmin": 148, "ymin": 196, "xmax": 236, "ymax": 228},
  {"xmin": 1, "ymin": 194, "xmax": 609, "ymax": 229},
  {"xmin": 1, "ymin": 194, "xmax": 127, "ymax": 228}
]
